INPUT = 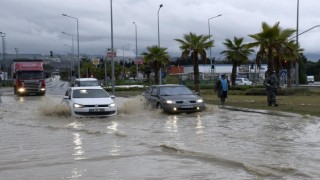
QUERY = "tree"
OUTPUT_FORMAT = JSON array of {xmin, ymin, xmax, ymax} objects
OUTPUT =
[
  {"xmin": 248, "ymin": 22, "xmax": 295, "ymax": 78},
  {"xmin": 141, "ymin": 45, "xmax": 170, "ymax": 85},
  {"xmin": 174, "ymin": 32, "xmax": 213, "ymax": 93},
  {"xmin": 281, "ymin": 40, "xmax": 303, "ymax": 87},
  {"xmin": 220, "ymin": 37, "xmax": 254, "ymax": 85}
]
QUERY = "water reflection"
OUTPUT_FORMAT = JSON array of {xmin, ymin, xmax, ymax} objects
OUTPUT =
[
  {"xmin": 107, "ymin": 121, "xmax": 118, "ymax": 132},
  {"xmin": 68, "ymin": 168, "xmax": 87, "ymax": 179},
  {"xmin": 18, "ymin": 96, "xmax": 25, "ymax": 103},
  {"xmin": 66, "ymin": 121, "xmax": 86, "ymax": 160},
  {"xmin": 107, "ymin": 121, "xmax": 121, "ymax": 156},
  {"xmin": 166, "ymin": 116, "xmax": 178, "ymax": 133},
  {"xmin": 195, "ymin": 115, "xmax": 204, "ymax": 134},
  {"xmin": 72, "ymin": 132, "xmax": 85, "ymax": 160}
]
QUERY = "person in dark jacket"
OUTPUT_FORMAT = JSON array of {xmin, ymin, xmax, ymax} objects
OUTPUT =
[
  {"xmin": 263, "ymin": 71, "xmax": 280, "ymax": 107},
  {"xmin": 214, "ymin": 74, "xmax": 230, "ymax": 104}
]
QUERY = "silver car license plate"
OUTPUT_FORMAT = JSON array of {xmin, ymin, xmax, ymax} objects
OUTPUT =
[{"xmin": 181, "ymin": 105, "xmax": 194, "ymax": 109}]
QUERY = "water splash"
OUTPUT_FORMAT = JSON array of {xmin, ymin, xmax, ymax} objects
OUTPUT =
[
  {"xmin": 117, "ymin": 95, "xmax": 152, "ymax": 115},
  {"xmin": 38, "ymin": 102, "xmax": 70, "ymax": 117}
]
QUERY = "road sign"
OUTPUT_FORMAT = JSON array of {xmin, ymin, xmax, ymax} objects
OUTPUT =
[
  {"xmin": 106, "ymin": 51, "xmax": 116, "ymax": 58},
  {"xmin": 134, "ymin": 58, "xmax": 143, "ymax": 65},
  {"xmin": 280, "ymin": 70, "xmax": 287, "ymax": 77},
  {"xmin": 92, "ymin": 58, "xmax": 100, "ymax": 65}
]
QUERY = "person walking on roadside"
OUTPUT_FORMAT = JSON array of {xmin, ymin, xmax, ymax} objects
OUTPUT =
[
  {"xmin": 263, "ymin": 71, "xmax": 280, "ymax": 107},
  {"xmin": 214, "ymin": 74, "xmax": 230, "ymax": 104}
]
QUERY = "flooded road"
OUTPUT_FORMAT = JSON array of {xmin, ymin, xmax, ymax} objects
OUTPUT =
[{"xmin": 0, "ymin": 77, "xmax": 320, "ymax": 179}]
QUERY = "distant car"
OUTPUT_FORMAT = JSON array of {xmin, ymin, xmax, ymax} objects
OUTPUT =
[
  {"xmin": 62, "ymin": 86, "xmax": 117, "ymax": 117},
  {"xmin": 73, "ymin": 78, "xmax": 101, "ymax": 87},
  {"xmin": 235, "ymin": 78, "xmax": 253, "ymax": 85},
  {"xmin": 142, "ymin": 84, "xmax": 205, "ymax": 113}
]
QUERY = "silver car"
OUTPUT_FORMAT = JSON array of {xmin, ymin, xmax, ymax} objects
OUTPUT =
[
  {"xmin": 143, "ymin": 84, "xmax": 205, "ymax": 113},
  {"xmin": 235, "ymin": 78, "xmax": 253, "ymax": 85}
]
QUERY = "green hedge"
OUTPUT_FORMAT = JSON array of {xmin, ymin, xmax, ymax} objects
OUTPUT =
[{"xmin": 244, "ymin": 87, "xmax": 314, "ymax": 96}]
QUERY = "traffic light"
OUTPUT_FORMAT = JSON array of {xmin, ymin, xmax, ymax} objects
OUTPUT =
[
  {"xmin": 282, "ymin": 60, "xmax": 288, "ymax": 69},
  {"xmin": 50, "ymin": 51, "xmax": 53, "ymax": 57}
]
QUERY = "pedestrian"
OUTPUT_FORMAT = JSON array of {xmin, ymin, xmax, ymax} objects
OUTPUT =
[
  {"xmin": 263, "ymin": 71, "xmax": 280, "ymax": 107},
  {"xmin": 214, "ymin": 74, "xmax": 230, "ymax": 104}
]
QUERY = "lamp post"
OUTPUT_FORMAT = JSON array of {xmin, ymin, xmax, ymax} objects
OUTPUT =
[
  {"xmin": 109, "ymin": 0, "xmax": 115, "ymax": 93},
  {"xmin": 15, "ymin": 48, "xmax": 19, "ymax": 59},
  {"xmin": 62, "ymin": 32, "xmax": 75, "ymax": 77},
  {"xmin": 62, "ymin": 14, "xmax": 81, "ymax": 79},
  {"xmin": 295, "ymin": 0, "xmax": 299, "ymax": 87},
  {"xmin": 208, "ymin": 14, "xmax": 222, "ymax": 79},
  {"xmin": 122, "ymin": 44, "xmax": 130, "ymax": 79},
  {"xmin": 0, "ymin": 32, "xmax": 5, "ymax": 71},
  {"xmin": 133, "ymin": 22, "xmax": 138, "ymax": 81},
  {"xmin": 158, "ymin": 4, "xmax": 163, "ymax": 85}
]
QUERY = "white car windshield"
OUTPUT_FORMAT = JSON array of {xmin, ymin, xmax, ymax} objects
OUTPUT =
[
  {"xmin": 160, "ymin": 86, "xmax": 193, "ymax": 96},
  {"xmin": 73, "ymin": 89, "xmax": 110, "ymax": 98}
]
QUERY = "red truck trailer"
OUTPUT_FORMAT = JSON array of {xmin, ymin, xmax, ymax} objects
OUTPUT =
[{"xmin": 12, "ymin": 59, "xmax": 46, "ymax": 96}]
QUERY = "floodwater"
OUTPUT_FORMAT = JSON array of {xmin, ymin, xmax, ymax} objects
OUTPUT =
[{"xmin": 0, "ymin": 77, "xmax": 320, "ymax": 179}]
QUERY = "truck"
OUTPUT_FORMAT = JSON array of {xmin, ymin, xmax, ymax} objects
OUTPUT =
[
  {"xmin": 11, "ymin": 59, "xmax": 46, "ymax": 96},
  {"xmin": 307, "ymin": 75, "xmax": 314, "ymax": 84}
]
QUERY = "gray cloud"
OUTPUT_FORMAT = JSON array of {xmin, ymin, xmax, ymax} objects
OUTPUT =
[{"xmin": 0, "ymin": 0, "xmax": 319, "ymax": 60}]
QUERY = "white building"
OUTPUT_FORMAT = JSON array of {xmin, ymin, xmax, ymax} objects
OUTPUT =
[{"xmin": 169, "ymin": 64, "xmax": 267, "ymax": 83}]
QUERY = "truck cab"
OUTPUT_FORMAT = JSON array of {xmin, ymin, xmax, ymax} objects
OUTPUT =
[{"xmin": 12, "ymin": 59, "xmax": 46, "ymax": 96}]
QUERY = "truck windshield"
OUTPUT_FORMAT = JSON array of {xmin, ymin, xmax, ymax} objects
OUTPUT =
[{"xmin": 18, "ymin": 71, "xmax": 44, "ymax": 80}]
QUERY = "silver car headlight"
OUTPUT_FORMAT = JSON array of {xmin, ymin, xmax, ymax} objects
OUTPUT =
[
  {"xmin": 73, "ymin": 103, "xmax": 84, "ymax": 108},
  {"xmin": 197, "ymin": 99, "xmax": 203, "ymax": 103},
  {"xmin": 109, "ymin": 103, "xmax": 116, "ymax": 107},
  {"xmin": 165, "ymin": 100, "xmax": 174, "ymax": 104}
]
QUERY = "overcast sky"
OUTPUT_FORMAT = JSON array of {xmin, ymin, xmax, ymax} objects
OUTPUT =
[{"xmin": 0, "ymin": 0, "xmax": 319, "ymax": 60}]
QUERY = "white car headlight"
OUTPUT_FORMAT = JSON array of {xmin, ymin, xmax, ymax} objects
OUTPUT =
[
  {"xmin": 73, "ymin": 103, "xmax": 84, "ymax": 108},
  {"xmin": 109, "ymin": 103, "xmax": 116, "ymax": 107},
  {"xmin": 166, "ymin": 100, "xmax": 174, "ymax": 104},
  {"xmin": 197, "ymin": 99, "xmax": 203, "ymax": 103}
]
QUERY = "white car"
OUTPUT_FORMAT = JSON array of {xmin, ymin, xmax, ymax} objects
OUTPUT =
[
  {"xmin": 62, "ymin": 86, "xmax": 117, "ymax": 117},
  {"xmin": 235, "ymin": 78, "xmax": 253, "ymax": 85}
]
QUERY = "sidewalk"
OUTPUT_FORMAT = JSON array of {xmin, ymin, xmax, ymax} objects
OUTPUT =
[{"xmin": 0, "ymin": 87, "xmax": 12, "ymax": 94}]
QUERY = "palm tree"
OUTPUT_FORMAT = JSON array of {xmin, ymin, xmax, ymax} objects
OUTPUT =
[
  {"xmin": 141, "ymin": 45, "xmax": 170, "ymax": 85},
  {"xmin": 281, "ymin": 40, "xmax": 303, "ymax": 87},
  {"xmin": 220, "ymin": 37, "xmax": 254, "ymax": 85},
  {"xmin": 248, "ymin": 22, "xmax": 295, "ymax": 77},
  {"xmin": 174, "ymin": 32, "xmax": 213, "ymax": 93}
]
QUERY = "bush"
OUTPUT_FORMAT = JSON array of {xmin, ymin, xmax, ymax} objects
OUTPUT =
[{"xmin": 244, "ymin": 87, "xmax": 313, "ymax": 96}]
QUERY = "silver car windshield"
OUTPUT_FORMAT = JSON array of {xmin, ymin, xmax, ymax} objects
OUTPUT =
[
  {"xmin": 78, "ymin": 81, "xmax": 99, "ymax": 86},
  {"xmin": 73, "ymin": 89, "xmax": 110, "ymax": 98},
  {"xmin": 160, "ymin": 86, "xmax": 193, "ymax": 96}
]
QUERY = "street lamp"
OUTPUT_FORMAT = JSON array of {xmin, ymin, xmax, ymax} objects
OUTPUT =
[
  {"xmin": 133, "ymin": 22, "xmax": 138, "ymax": 81},
  {"xmin": 0, "ymin": 32, "xmax": 5, "ymax": 71},
  {"xmin": 15, "ymin": 48, "xmax": 19, "ymax": 59},
  {"xmin": 158, "ymin": 4, "xmax": 163, "ymax": 85},
  {"xmin": 62, "ymin": 32, "xmax": 75, "ymax": 77},
  {"xmin": 295, "ymin": 0, "xmax": 299, "ymax": 87},
  {"xmin": 208, "ymin": 14, "xmax": 222, "ymax": 79},
  {"xmin": 62, "ymin": 13, "xmax": 81, "ymax": 79},
  {"xmin": 109, "ymin": 0, "xmax": 115, "ymax": 93},
  {"xmin": 122, "ymin": 44, "xmax": 130, "ymax": 79}
]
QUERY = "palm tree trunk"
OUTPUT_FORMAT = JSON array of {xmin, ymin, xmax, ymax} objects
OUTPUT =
[
  {"xmin": 154, "ymin": 69, "xmax": 159, "ymax": 85},
  {"xmin": 267, "ymin": 50, "xmax": 274, "ymax": 75},
  {"xmin": 231, "ymin": 62, "xmax": 237, "ymax": 86},
  {"xmin": 193, "ymin": 56, "xmax": 200, "ymax": 93},
  {"xmin": 287, "ymin": 62, "xmax": 292, "ymax": 88}
]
